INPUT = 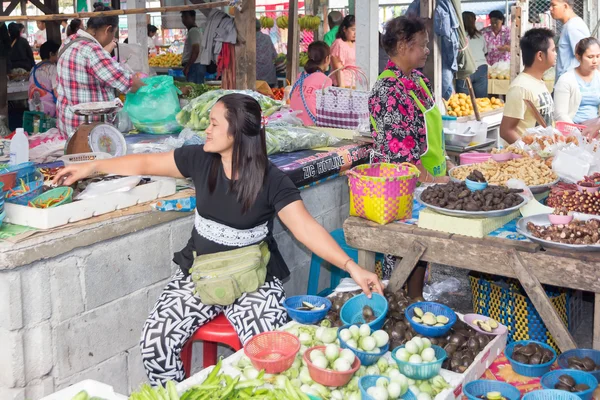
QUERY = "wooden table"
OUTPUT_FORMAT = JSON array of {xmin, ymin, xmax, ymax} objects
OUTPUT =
[{"xmin": 343, "ymin": 216, "xmax": 600, "ymax": 352}]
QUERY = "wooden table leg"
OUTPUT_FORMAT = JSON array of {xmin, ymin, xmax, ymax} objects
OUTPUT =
[
  {"xmin": 388, "ymin": 241, "xmax": 427, "ymax": 293},
  {"xmin": 358, "ymin": 249, "xmax": 376, "ymax": 273},
  {"xmin": 509, "ymin": 250, "xmax": 577, "ymax": 352},
  {"xmin": 594, "ymin": 293, "xmax": 600, "ymax": 350}
]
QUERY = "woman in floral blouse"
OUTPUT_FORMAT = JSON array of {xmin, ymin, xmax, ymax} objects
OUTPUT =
[
  {"xmin": 369, "ymin": 16, "xmax": 453, "ymax": 296},
  {"xmin": 482, "ymin": 10, "xmax": 511, "ymax": 65}
]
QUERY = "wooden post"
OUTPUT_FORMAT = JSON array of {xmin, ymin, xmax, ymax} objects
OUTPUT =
[
  {"xmin": 126, "ymin": 0, "xmax": 148, "ymax": 67},
  {"xmin": 509, "ymin": 250, "xmax": 577, "ymax": 352},
  {"xmin": 355, "ymin": 0, "xmax": 379, "ymax": 88},
  {"xmin": 388, "ymin": 241, "xmax": 427, "ymax": 293},
  {"xmin": 421, "ymin": 0, "xmax": 443, "ymax": 103},
  {"xmin": 286, "ymin": 0, "xmax": 299, "ymax": 85},
  {"xmin": 0, "ymin": 23, "xmax": 7, "ymax": 122},
  {"xmin": 509, "ymin": 4, "xmax": 527, "ymax": 81},
  {"xmin": 358, "ymin": 249, "xmax": 376, "ymax": 273},
  {"xmin": 234, "ymin": 0, "xmax": 256, "ymax": 90},
  {"xmin": 44, "ymin": 0, "xmax": 61, "ymax": 45}
]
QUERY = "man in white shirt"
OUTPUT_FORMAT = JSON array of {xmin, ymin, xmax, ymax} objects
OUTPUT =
[
  {"xmin": 181, "ymin": 10, "xmax": 205, "ymax": 84},
  {"xmin": 34, "ymin": 21, "xmax": 47, "ymax": 47},
  {"xmin": 551, "ymin": 0, "xmax": 590, "ymax": 80}
]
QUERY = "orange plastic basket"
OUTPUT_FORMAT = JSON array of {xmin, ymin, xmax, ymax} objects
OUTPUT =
[
  {"xmin": 304, "ymin": 345, "xmax": 361, "ymax": 387},
  {"xmin": 244, "ymin": 331, "xmax": 300, "ymax": 374},
  {"xmin": 556, "ymin": 121, "xmax": 586, "ymax": 136}
]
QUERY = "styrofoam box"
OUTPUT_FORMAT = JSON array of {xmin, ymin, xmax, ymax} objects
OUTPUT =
[
  {"xmin": 4, "ymin": 177, "xmax": 176, "ymax": 230},
  {"xmin": 41, "ymin": 379, "xmax": 128, "ymax": 400}
]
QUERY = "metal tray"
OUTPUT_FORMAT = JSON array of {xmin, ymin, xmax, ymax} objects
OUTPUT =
[
  {"xmin": 516, "ymin": 213, "xmax": 600, "ymax": 251},
  {"xmin": 449, "ymin": 166, "xmax": 559, "ymax": 194},
  {"xmin": 415, "ymin": 190, "xmax": 528, "ymax": 219},
  {"xmin": 72, "ymin": 99, "xmax": 123, "ymax": 116}
]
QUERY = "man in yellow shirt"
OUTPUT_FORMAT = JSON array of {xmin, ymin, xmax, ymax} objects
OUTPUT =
[{"xmin": 500, "ymin": 28, "xmax": 556, "ymax": 144}]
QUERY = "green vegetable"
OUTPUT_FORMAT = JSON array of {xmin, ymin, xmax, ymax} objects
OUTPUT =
[{"xmin": 71, "ymin": 391, "xmax": 89, "ymax": 400}]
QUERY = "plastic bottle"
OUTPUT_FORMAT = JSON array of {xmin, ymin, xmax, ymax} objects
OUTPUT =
[{"xmin": 9, "ymin": 128, "xmax": 29, "ymax": 166}]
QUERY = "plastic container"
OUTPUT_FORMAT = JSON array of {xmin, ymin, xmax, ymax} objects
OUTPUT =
[
  {"xmin": 29, "ymin": 187, "xmax": 73, "ymax": 208},
  {"xmin": 558, "ymin": 349, "xmax": 600, "ymax": 381},
  {"xmin": 243, "ymin": 331, "xmax": 300, "ymax": 374},
  {"xmin": 5, "ymin": 172, "xmax": 44, "ymax": 206},
  {"xmin": 466, "ymin": 179, "xmax": 488, "ymax": 192},
  {"xmin": 548, "ymin": 214, "xmax": 574, "ymax": 225},
  {"xmin": 359, "ymin": 375, "xmax": 418, "ymax": 400},
  {"xmin": 491, "ymin": 153, "xmax": 512, "ymax": 162},
  {"xmin": 337, "ymin": 325, "xmax": 389, "ymax": 366},
  {"xmin": 522, "ymin": 389, "xmax": 581, "ymax": 400},
  {"xmin": 0, "ymin": 210, "xmax": 5, "ymax": 229},
  {"xmin": 540, "ymin": 369, "xmax": 597, "ymax": 400},
  {"xmin": 577, "ymin": 185, "xmax": 600, "ymax": 194},
  {"xmin": 505, "ymin": 340, "xmax": 557, "ymax": 377},
  {"xmin": 390, "ymin": 344, "xmax": 447, "ymax": 380},
  {"xmin": 9, "ymin": 128, "xmax": 29, "ymax": 166},
  {"xmin": 340, "ymin": 293, "xmax": 388, "ymax": 331},
  {"xmin": 0, "ymin": 172, "xmax": 15, "ymax": 192},
  {"xmin": 405, "ymin": 302, "xmax": 457, "ymax": 338},
  {"xmin": 304, "ymin": 345, "xmax": 361, "ymax": 387},
  {"xmin": 460, "ymin": 152, "xmax": 492, "ymax": 165},
  {"xmin": 464, "ymin": 379, "xmax": 521, "ymax": 400},
  {"xmin": 556, "ymin": 121, "xmax": 586, "ymax": 136},
  {"xmin": 283, "ymin": 295, "xmax": 331, "ymax": 325}
]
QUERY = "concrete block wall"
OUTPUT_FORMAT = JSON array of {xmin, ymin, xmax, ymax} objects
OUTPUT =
[{"xmin": 0, "ymin": 177, "xmax": 350, "ymax": 400}]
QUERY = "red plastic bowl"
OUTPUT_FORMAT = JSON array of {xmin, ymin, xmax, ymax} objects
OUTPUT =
[
  {"xmin": 304, "ymin": 345, "xmax": 361, "ymax": 387},
  {"xmin": 0, "ymin": 172, "xmax": 17, "ymax": 192},
  {"xmin": 244, "ymin": 331, "xmax": 300, "ymax": 374}
]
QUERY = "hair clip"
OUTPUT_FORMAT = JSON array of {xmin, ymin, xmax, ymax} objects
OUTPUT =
[{"xmin": 261, "ymin": 114, "xmax": 269, "ymax": 129}]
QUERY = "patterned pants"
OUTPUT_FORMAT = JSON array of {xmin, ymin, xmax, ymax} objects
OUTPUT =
[{"xmin": 140, "ymin": 271, "xmax": 288, "ymax": 385}]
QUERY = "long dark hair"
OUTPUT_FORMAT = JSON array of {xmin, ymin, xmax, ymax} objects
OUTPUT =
[
  {"xmin": 67, "ymin": 19, "xmax": 82, "ymax": 36},
  {"xmin": 305, "ymin": 41, "xmax": 330, "ymax": 74},
  {"xmin": 462, "ymin": 11, "xmax": 480, "ymax": 39},
  {"xmin": 8, "ymin": 22, "xmax": 22, "ymax": 41},
  {"xmin": 208, "ymin": 94, "xmax": 268, "ymax": 213},
  {"xmin": 336, "ymin": 15, "xmax": 355, "ymax": 41}
]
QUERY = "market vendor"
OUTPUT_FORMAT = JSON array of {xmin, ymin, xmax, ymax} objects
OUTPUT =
[
  {"xmin": 8, "ymin": 22, "xmax": 34, "ymax": 72},
  {"xmin": 500, "ymin": 29, "xmax": 555, "ymax": 144},
  {"xmin": 289, "ymin": 41, "xmax": 332, "ymax": 126},
  {"xmin": 369, "ymin": 16, "xmax": 453, "ymax": 296},
  {"xmin": 55, "ymin": 6, "xmax": 144, "ymax": 137},
  {"xmin": 554, "ymin": 37, "xmax": 600, "ymax": 125},
  {"xmin": 28, "ymin": 40, "xmax": 60, "ymax": 117},
  {"xmin": 52, "ymin": 93, "xmax": 383, "ymax": 385},
  {"xmin": 482, "ymin": 10, "xmax": 510, "ymax": 65}
]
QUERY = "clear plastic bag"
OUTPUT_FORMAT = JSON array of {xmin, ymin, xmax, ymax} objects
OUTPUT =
[
  {"xmin": 265, "ymin": 125, "xmax": 340, "ymax": 155},
  {"xmin": 423, "ymin": 277, "xmax": 461, "ymax": 302},
  {"xmin": 75, "ymin": 176, "xmax": 142, "ymax": 200}
]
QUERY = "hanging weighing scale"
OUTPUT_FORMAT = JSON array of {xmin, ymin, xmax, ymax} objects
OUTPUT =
[{"xmin": 66, "ymin": 100, "xmax": 127, "ymax": 156}]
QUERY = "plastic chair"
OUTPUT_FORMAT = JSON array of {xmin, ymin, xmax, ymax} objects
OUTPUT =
[
  {"xmin": 180, "ymin": 313, "xmax": 242, "ymax": 377},
  {"xmin": 307, "ymin": 229, "xmax": 383, "ymax": 296}
]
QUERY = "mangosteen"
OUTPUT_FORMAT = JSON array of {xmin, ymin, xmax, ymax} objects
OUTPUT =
[
  {"xmin": 558, "ymin": 375, "xmax": 576, "ymax": 388},
  {"xmin": 573, "ymin": 384, "xmax": 590, "ymax": 392},
  {"xmin": 512, "ymin": 353, "xmax": 529, "ymax": 364},
  {"xmin": 582, "ymin": 357, "xmax": 597, "ymax": 371}
]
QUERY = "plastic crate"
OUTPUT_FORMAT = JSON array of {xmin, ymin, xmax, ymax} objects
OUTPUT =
[
  {"xmin": 469, "ymin": 273, "xmax": 574, "ymax": 352},
  {"xmin": 22, "ymin": 111, "xmax": 56, "ymax": 134}
]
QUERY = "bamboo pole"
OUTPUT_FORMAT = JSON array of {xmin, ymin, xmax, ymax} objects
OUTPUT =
[{"xmin": 0, "ymin": 0, "xmax": 230, "ymax": 21}]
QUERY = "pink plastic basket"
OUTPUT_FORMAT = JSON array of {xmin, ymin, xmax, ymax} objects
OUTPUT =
[
  {"xmin": 244, "ymin": 331, "xmax": 300, "ymax": 374},
  {"xmin": 556, "ymin": 121, "xmax": 586, "ymax": 136},
  {"xmin": 459, "ymin": 152, "xmax": 492, "ymax": 165},
  {"xmin": 347, "ymin": 163, "xmax": 420, "ymax": 225}
]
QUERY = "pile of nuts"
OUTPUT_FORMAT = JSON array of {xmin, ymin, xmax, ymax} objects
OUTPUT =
[
  {"xmin": 421, "ymin": 182, "xmax": 524, "ymax": 212},
  {"xmin": 491, "ymin": 146, "xmax": 529, "ymax": 156},
  {"xmin": 548, "ymin": 183, "xmax": 600, "ymax": 215},
  {"xmin": 451, "ymin": 158, "xmax": 557, "ymax": 187},
  {"xmin": 527, "ymin": 219, "xmax": 600, "ymax": 245}
]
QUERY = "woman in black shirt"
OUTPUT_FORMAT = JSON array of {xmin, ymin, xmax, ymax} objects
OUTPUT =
[
  {"xmin": 53, "ymin": 93, "xmax": 383, "ymax": 385},
  {"xmin": 8, "ymin": 22, "xmax": 34, "ymax": 72}
]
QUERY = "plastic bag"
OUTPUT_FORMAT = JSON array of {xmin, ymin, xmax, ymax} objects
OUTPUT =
[
  {"xmin": 75, "ymin": 176, "xmax": 141, "ymax": 200},
  {"xmin": 423, "ymin": 277, "xmax": 461, "ymax": 302},
  {"xmin": 125, "ymin": 76, "xmax": 182, "ymax": 135},
  {"xmin": 265, "ymin": 125, "xmax": 340, "ymax": 155}
]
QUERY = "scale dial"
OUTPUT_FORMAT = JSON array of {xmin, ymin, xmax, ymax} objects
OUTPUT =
[{"xmin": 88, "ymin": 124, "xmax": 127, "ymax": 157}]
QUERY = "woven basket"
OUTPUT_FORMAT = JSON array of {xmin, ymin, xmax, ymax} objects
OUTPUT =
[{"xmin": 347, "ymin": 163, "xmax": 420, "ymax": 225}]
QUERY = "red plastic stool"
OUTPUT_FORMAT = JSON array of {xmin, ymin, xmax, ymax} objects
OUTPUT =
[{"xmin": 180, "ymin": 313, "xmax": 242, "ymax": 377}]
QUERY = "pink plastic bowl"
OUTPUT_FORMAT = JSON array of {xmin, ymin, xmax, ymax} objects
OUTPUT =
[
  {"xmin": 459, "ymin": 153, "xmax": 492, "ymax": 165},
  {"xmin": 577, "ymin": 185, "xmax": 600, "ymax": 194},
  {"xmin": 512, "ymin": 154, "xmax": 524, "ymax": 160},
  {"xmin": 548, "ymin": 214, "xmax": 573, "ymax": 225},
  {"xmin": 491, "ymin": 153, "xmax": 512, "ymax": 162}
]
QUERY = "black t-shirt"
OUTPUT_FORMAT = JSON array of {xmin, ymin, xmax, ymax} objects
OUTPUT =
[{"xmin": 173, "ymin": 145, "xmax": 302, "ymax": 280}]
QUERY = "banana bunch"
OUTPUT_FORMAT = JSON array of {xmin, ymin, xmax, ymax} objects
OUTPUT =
[
  {"xmin": 299, "ymin": 52, "xmax": 309, "ymax": 67},
  {"xmin": 260, "ymin": 16, "xmax": 274, "ymax": 29},
  {"xmin": 276, "ymin": 15, "xmax": 288, "ymax": 29},
  {"xmin": 299, "ymin": 15, "xmax": 321, "ymax": 31}
]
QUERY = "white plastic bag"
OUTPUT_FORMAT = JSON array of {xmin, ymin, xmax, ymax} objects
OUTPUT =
[
  {"xmin": 75, "ymin": 176, "xmax": 142, "ymax": 200},
  {"xmin": 553, "ymin": 146, "xmax": 593, "ymax": 183}
]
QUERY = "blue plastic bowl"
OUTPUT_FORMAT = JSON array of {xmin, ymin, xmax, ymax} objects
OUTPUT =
[
  {"xmin": 391, "ymin": 344, "xmax": 447, "ymax": 380},
  {"xmin": 283, "ymin": 295, "xmax": 331, "ymax": 325},
  {"xmin": 558, "ymin": 349, "xmax": 600, "ymax": 382},
  {"xmin": 505, "ymin": 340, "xmax": 557, "ymax": 378},
  {"xmin": 541, "ymin": 369, "xmax": 597, "ymax": 400},
  {"xmin": 405, "ymin": 302, "xmax": 457, "ymax": 338},
  {"xmin": 359, "ymin": 376, "xmax": 418, "ymax": 400},
  {"xmin": 337, "ymin": 325, "xmax": 389, "ymax": 366},
  {"xmin": 464, "ymin": 380, "xmax": 521, "ymax": 400},
  {"xmin": 0, "ymin": 210, "xmax": 5, "ymax": 229},
  {"xmin": 340, "ymin": 293, "xmax": 388, "ymax": 331},
  {"xmin": 466, "ymin": 178, "xmax": 488, "ymax": 192},
  {"xmin": 523, "ymin": 389, "xmax": 581, "ymax": 400}
]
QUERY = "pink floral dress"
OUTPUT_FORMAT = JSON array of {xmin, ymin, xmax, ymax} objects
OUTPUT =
[
  {"xmin": 482, "ymin": 26, "xmax": 511, "ymax": 65},
  {"xmin": 368, "ymin": 64, "xmax": 434, "ymax": 165}
]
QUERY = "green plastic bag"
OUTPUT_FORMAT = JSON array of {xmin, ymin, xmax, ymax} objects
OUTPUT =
[{"xmin": 124, "ymin": 75, "xmax": 182, "ymax": 134}]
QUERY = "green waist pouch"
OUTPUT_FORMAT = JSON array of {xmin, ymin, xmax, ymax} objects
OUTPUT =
[{"xmin": 190, "ymin": 242, "xmax": 270, "ymax": 306}]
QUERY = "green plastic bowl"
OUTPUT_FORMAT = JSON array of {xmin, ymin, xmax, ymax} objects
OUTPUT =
[{"xmin": 29, "ymin": 187, "xmax": 73, "ymax": 208}]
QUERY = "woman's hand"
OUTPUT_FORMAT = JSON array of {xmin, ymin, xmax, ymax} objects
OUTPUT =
[
  {"xmin": 582, "ymin": 123, "xmax": 600, "ymax": 140},
  {"xmin": 52, "ymin": 162, "xmax": 96, "ymax": 186},
  {"xmin": 104, "ymin": 40, "xmax": 117, "ymax": 53},
  {"xmin": 346, "ymin": 261, "xmax": 384, "ymax": 298}
]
